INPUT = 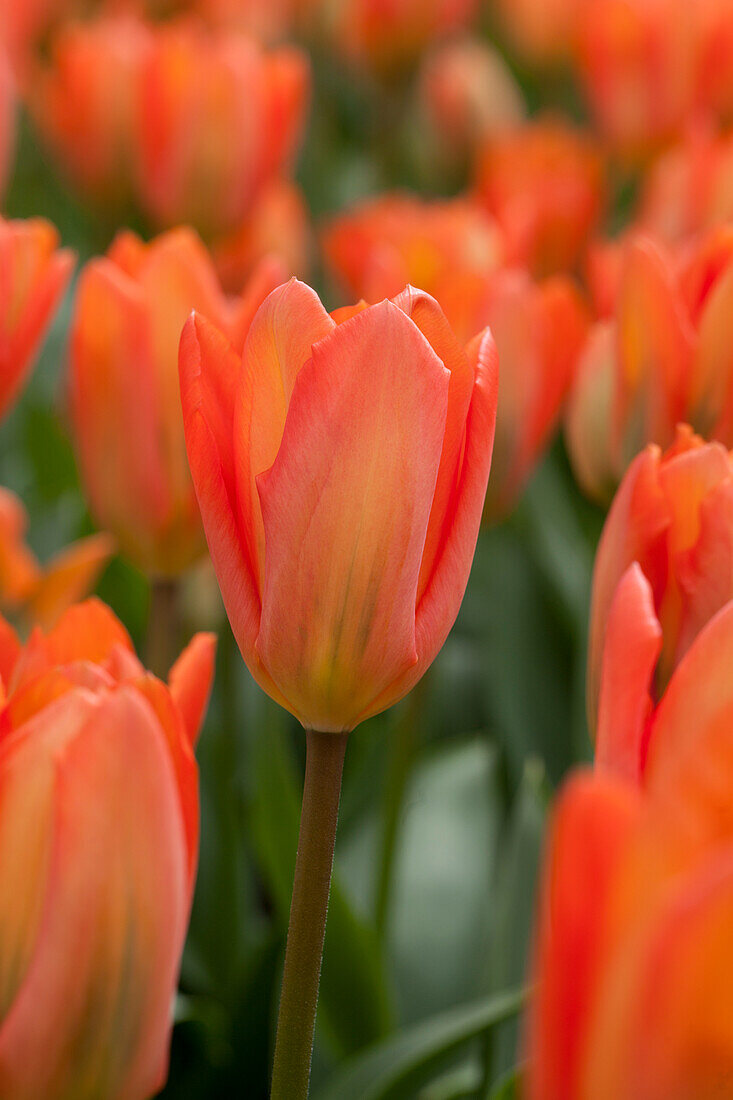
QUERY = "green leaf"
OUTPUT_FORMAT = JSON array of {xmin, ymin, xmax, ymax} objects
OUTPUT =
[
  {"xmin": 315, "ymin": 988, "xmax": 524, "ymax": 1100},
  {"xmin": 247, "ymin": 715, "xmax": 394, "ymax": 1056}
]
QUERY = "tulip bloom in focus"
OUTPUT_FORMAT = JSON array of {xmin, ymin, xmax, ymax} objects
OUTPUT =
[
  {"xmin": 0, "ymin": 598, "xmax": 215, "ymax": 1100},
  {"xmin": 0, "ymin": 485, "xmax": 113, "ymax": 630},
  {"xmin": 566, "ymin": 227, "xmax": 733, "ymax": 501},
  {"xmin": 70, "ymin": 227, "xmax": 284, "ymax": 576},
  {"xmin": 0, "ymin": 215, "xmax": 73, "ymax": 424},
  {"xmin": 138, "ymin": 23, "xmax": 309, "ymax": 238},
  {"xmin": 473, "ymin": 118, "xmax": 604, "ymax": 277},
  {"xmin": 587, "ymin": 426, "xmax": 733, "ymax": 785},
  {"xmin": 323, "ymin": 194, "xmax": 503, "ymax": 309},
  {"xmin": 438, "ymin": 268, "xmax": 587, "ymax": 520},
  {"xmin": 180, "ymin": 279, "xmax": 498, "ymax": 732},
  {"xmin": 526, "ymin": 672, "xmax": 733, "ymax": 1099}
]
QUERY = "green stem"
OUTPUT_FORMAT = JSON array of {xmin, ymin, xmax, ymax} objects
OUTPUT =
[
  {"xmin": 146, "ymin": 576, "xmax": 180, "ymax": 679},
  {"xmin": 271, "ymin": 729, "xmax": 348, "ymax": 1100}
]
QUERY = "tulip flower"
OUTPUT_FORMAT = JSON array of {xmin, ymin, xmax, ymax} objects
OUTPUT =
[
  {"xmin": 180, "ymin": 279, "xmax": 497, "ymax": 1097},
  {"xmin": 525, "ymin": 650, "xmax": 733, "ymax": 1098},
  {"xmin": 639, "ymin": 126, "xmax": 733, "ymax": 243},
  {"xmin": 322, "ymin": 194, "xmax": 503, "ymax": 309},
  {"xmin": 586, "ymin": 425, "xmax": 733, "ymax": 785},
  {"xmin": 0, "ymin": 50, "xmax": 14, "ymax": 201},
  {"xmin": 0, "ymin": 215, "xmax": 74, "ymax": 425},
  {"xmin": 437, "ymin": 268, "xmax": 587, "ymax": 520},
  {"xmin": 69, "ymin": 227, "xmax": 284, "ymax": 577},
  {"xmin": 326, "ymin": 0, "xmax": 478, "ymax": 73},
  {"xmin": 418, "ymin": 37, "xmax": 526, "ymax": 157},
  {"xmin": 491, "ymin": 0, "xmax": 585, "ymax": 65},
  {"xmin": 566, "ymin": 227, "xmax": 733, "ymax": 502},
  {"xmin": 137, "ymin": 23, "xmax": 309, "ymax": 238},
  {"xmin": 0, "ymin": 598, "xmax": 215, "ymax": 1100},
  {"xmin": 29, "ymin": 15, "xmax": 151, "ymax": 207},
  {"xmin": 472, "ymin": 118, "xmax": 605, "ymax": 277},
  {"xmin": 0, "ymin": 485, "xmax": 113, "ymax": 630}
]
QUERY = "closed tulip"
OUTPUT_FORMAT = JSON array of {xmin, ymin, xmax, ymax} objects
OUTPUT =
[
  {"xmin": 526, "ymin": 646, "xmax": 733, "ymax": 1098},
  {"xmin": 69, "ymin": 227, "xmax": 285, "ymax": 576},
  {"xmin": 0, "ymin": 598, "xmax": 215, "ymax": 1100},
  {"xmin": 138, "ymin": 23, "xmax": 309, "ymax": 238},
  {"xmin": 491, "ymin": 0, "xmax": 585, "ymax": 65},
  {"xmin": 0, "ymin": 215, "xmax": 73, "ymax": 424},
  {"xmin": 587, "ymin": 426, "xmax": 733, "ymax": 784},
  {"xmin": 566, "ymin": 227, "xmax": 733, "ymax": 502},
  {"xmin": 179, "ymin": 279, "xmax": 498, "ymax": 733},
  {"xmin": 473, "ymin": 118, "xmax": 605, "ymax": 277},
  {"xmin": 640, "ymin": 127, "xmax": 733, "ymax": 243}
]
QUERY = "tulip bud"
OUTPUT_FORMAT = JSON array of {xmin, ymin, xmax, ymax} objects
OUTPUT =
[
  {"xmin": 473, "ymin": 118, "xmax": 605, "ymax": 277},
  {"xmin": 0, "ymin": 598, "xmax": 215, "ymax": 1100},
  {"xmin": 138, "ymin": 23, "xmax": 309, "ymax": 238},
  {"xmin": 322, "ymin": 194, "xmax": 503, "ymax": 307},
  {"xmin": 566, "ymin": 228, "xmax": 733, "ymax": 502},
  {"xmin": 588, "ymin": 426, "xmax": 733, "ymax": 784},
  {"xmin": 0, "ymin": 215, "xmax": 73, "ymax": 424},
  {"xmin": 179, "ymin": 280, "xmax": 498, "ymax": 732},
  {"xmin": 69, "ymin": 227, "xmax": 284, "ymax": 576}
]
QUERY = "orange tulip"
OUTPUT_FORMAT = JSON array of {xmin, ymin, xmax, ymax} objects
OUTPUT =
[
  {"xmin": 526, "ymin": 651, "xmax": 733, "ymax": 1098},
  {"xmin": 472, "ymin": 118, "xmax": 605, "ymax": 277},
  {"xmin": 640, "ymin": 126, "xmax": 733, "ymax": 243},
  {"xmin": 0, "ymin": 215, "xmax": 73, "ymax": 424},
  {"xmin": 322, "ymin": 193, "xmax": 503, "ymax": 308},
  {"xmin": 566, "ymin": 227, "xmax": 733, "ymax": 501},
  {"xmin": 29, "ymin": 15, "xmax": 151, "ymax": 207},
  {"xmin": 586, "ymin": 426, "xmax": 733, "ymax": 785},
  {"xmin": 491, "ymin": 0, "xmax": 586, "ymax": 65},
  {"xmin": 418, "ymin": 37, "xmax": 526, "ymax": 157},
  {"xmin": 326, "ymin": 0, "xmax": 478, "ymax": 73},
  {"xmin": 0, "ymin": 598, "xmax": 215, "ymax": 1100},
  {"xmin": 137, "ymin": 22, "xmax": 309, "ymax": 237},
  {"xmin": 179, "ymin": 280, "xmax": 498, "ymax": 732},
  {"xmin": 69, "ymin": 227, "xmax": 284, "ymax": 576},
  {"xmin": 0, "ymin": 485, "xmax": 113, "ymax": 630},
  {"xmin": 0, "ymin": 50, "xmax": 14, "ymax": 201},
  {"xmin": 438, "ymin": 268, "xmax": 587, "ymax": 520}
]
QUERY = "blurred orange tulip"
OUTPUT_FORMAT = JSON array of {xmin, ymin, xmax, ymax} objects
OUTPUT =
[
  {"xmin": 326, "ymin": 0, "xmax": 478, "ymax": 73},
  {"xmin": 491, "ymin": 0, "xmax": 586, "ymax": 65},
  {"xmin": 0, "ymin": 485, "xmax": 113, "ymax": 630},
  {"xmin": 30, "ymin": 15, "xmax": 151, "ymax": 207},
  {"xmin": 473, "ymin": 118, "xmax": 605, "ymax": 277},
  {"xmin": 566, "ymin": 227, "xmax": 733, "ymax": 501},
  {"xmin": 138, "ymin": 22, "xmax": 309, "ymax": 237},
  {"xmin": 418, "ymin": 37, "xmax": 525, "ymax": 156},
  {"xmin": 438, "ymin": 268, "xmax": 587, "ymax": 520},
  {"xmin": 0, "ymin": 50, "xmax": 14, "ymax": 200},
  {"xmin": 587, "ymin": 426, "xmax": 733, "ymax": 784},
  {"xmin": 69, "ymin": 227, "xmax": 285, "ymax": 576},
  {"xmin": 0, "ymin": 598, "xmax": 215, "ymax": 1100},
  {"xmin": 526, "ymin": 666, "xmax": 733, "ymax": 1098},
  {"xmin": 322, "ymin": 193, "xmax": 503, "ymax": 306},
  {"xmin": 0, "ymin": 215, "xmax": 73, "ymax": 424},
  {"xmin": 179, "ymin": 280, "xmax": 498, "ymax": 732},
  {"xmin": 640, "ymin": 126, "xmax": 733, "ymax": 242}
]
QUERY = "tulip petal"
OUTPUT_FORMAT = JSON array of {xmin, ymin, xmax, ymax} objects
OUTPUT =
[
  {"xmin": 256, "ymin": 300, "xmax": 449, "ymax": 731},
  {"xmin": 26, "ymin": 532, "xmax": 114, "ymax": 632},
  {"xmin": 168, "ymin": 631, "xmax": 217, "ymax": 747},
  {"xmin": 0, "ymin": 686, "xmax": 189, "ymax": 1100},
  {"xmin": 565, "ymin": 322, "xmax": 620, "ymax": 503},
  {"xmin": 524, "ymin": 770, "xmax": 641, "ymax": 1100},
  {"xmin": 234, "ymin": 278, "xmax": 335, "ymax": 587},
  {"xmin": 595, "ymin": 564, "xmax": 662, "ymax": 785}
]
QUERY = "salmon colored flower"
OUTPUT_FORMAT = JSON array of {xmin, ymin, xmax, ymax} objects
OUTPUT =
[
  {"xmin": 640, "ymin": 126, "xmax": 733, "ymax": 242},
  {"xmin": 322, "ymin": 194, "xmax": 503, "ymax": 307},
  {"xmin": 0, "ymin": 51, "xmax": 14, "ymax": 201},
  {"xmin": 138, "ymin": 22, "xmax": 309, "ymax": 238},
  {"xmin": 0, "ymin": 215, "xmax": 74, "ymax": 424},
  {"xmin": 586, "ymin": 426, "xmax": 733, "ymax": 785},
  {"xmin": 491, "ymin": 0, "xmax": 585, "ymax": 65},
  {"xmin": 326, "ymin": 0, "xmax": 478, "ymax": 73},
  {"xmin": 473, "ymin": 118, "xmax": 605, "ymax": 277},
  {"xmin": 0, "ymin": 598, "xmax": 215, "ymax": 1100},
  {"xmin": 69, "ymin": 227, "xmax": 284, "ymax": 576},
  {"xmin": 29, "ymin": 15, "xmax": 151, "ymax": 207},
  {"xmin": 437, "ymin": 268, "xmax": 587, "ymax": 520},
  {"xmin": 418, "ymin": 37, "xmax": 525, "ymax": 156},
  {"xmin": 566, "ymin": 227, "xmax": 733, "ymax": 501},
  {"xmin": 0, "ymin": 486, "xmax": 113, "ymax": 630},
  {"xmin": 526, "ymin": 657, "xmax": 733, "ymax": 1099},
  {"xmin": 179, "ymin": 280, "xmax": 498, "ymax": 732}
]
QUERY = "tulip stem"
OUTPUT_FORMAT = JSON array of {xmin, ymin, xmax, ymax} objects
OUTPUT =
[
  {"xmin": 146, "ymin": 576, "xmax": 180, "ymax": 679},
  {"xmin": 271, "ymin": 729, "xmax": 348, "ymax": 1100}
]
